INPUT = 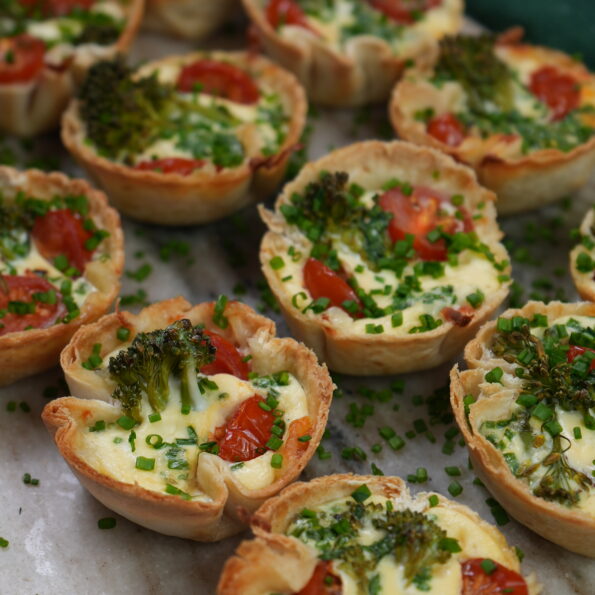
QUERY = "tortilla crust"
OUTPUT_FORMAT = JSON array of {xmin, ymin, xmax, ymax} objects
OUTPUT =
[
  {"xmin": 260, "ymin": 140, "xmax": 510, "ymax": 375},
  {"xmin": 61, "ymin": 50, "xmax": 307, "ymax": 225},
  {"xmin": 450, "ymin": 301, "xmax": 595, "ymax": 557},
  {"xmin": 241, "ymin": 0, "xmax": 462, "ymax": 107},
  {"xmin": 218, "ymin": 473, "xmax": 539, "ymax": 594},
  {"xmin": 0, "ymin": 166, "xmax": 123, "ymax": 386},
  {"xmin": 47, "ymin": 297, "xmax": 334, "ymax": 541},
  {"xmin": 390, "ymin": 41, "xmax": 595, "ymax": 214},
  {"xmin": 0, "ymin": 0, "xmax": 144, "ymax": 137}
]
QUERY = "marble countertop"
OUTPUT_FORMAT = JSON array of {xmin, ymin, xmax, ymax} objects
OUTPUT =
[{"xmin": 0, "ymin": 28, "xmax": 593, "ymax": 595}]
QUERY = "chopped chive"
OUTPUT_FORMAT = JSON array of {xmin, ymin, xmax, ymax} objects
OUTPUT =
[
  {"xmin": 428, "ymin": 495, "xmax": 439, "ymax": 508},
  {"xmin": 148, "ymin": 413, "xmax": 162, "ymax": 423},
  {"xmin": 135, "ymin": 457, "xmax": 155, "ymax": 471},
  {"xmin": 448, "ymin": 481, "xmax": 463, "ymax": 497},
  {"xmin": 480, "ymin": 559, "xmax": 497, "ymax": 575},
  {"xmin": 97, "ymin": 517, "xmax": 116, "ymax": 530},
  {"xmin": 271, "ymin": 453, "xmax": 283, "ymax": 469},
  {"xmin": 116, "ymin": 415, "xmax": 136, "ymax": 430},
  {"xmin": 351, "ymin": 484, "xmax": 372, "ymax": 503},
  {"xmin": 116, "ymin": 327, "xmax": 130, "ymax": 341}
]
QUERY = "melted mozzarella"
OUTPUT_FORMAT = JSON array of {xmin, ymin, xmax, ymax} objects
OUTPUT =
[{"xmin": 77, "ymin": 370, "xmax": 308, "ymax": 497}]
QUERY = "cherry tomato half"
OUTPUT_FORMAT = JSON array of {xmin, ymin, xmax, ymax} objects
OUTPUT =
[
  {"xmin": 368, "ymin": 0, "xmax": 442, "ymax": 25},
  {"xmin": 266, "ymin": 0, "xmax": 315, "ymax": 32},
  {"xmin": 0, "ymin": 35, "xmax": 45, "ymax": 85},
  {"xmin": 303, "ymin": 258, "xmax": 362, "ymax": 316},
  {"xmin": 0, "ymin": 274, "xmax": 65, "ymax": 336},
  {"xmin": 176, "ymin": 59, "xmax": 260, "ymax": 104},
  {"xmin": 279, "ymin": 416, "xmax": 312, "ymax": 462},
  {"xmin": 134, "ymin": 158, "xmax": 205, "ymax": 176},
  {"xmin": 379, "ymin": 186, "xmax": 473, "ymax": 261},
  {"xmin": 427, "ymin": 113, "xmax": 467, "ymax": 147},
  {"xmin": 201, "ymin": 330, "xmax": 250, "ymax": 379},
  {"xmin": 567, "ymin": 344, "xmax": 595, "ymax": 371},
  {"xmin": 297, "ymin": 561, "xmax": 342, "ymax": 595},
  {"xmin": 214, "ymin": 395, "xmax": 275, "ymax": 462},
  {"xmin": 529, "ymin": 66, "xmax": 580, "ymax": 121},
  {"xmin": 20, "ymin": 0, "xmax": 94, "ymax": 17},
  {"xmin": 32, "ymin": 208, "xmax": 93, "ymax": 275},
  {"xmin": 461, "ymin": 558, "xmax": 528, "ymax": 595}
]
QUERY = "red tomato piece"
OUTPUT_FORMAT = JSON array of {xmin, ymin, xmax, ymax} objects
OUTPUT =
[
  {"xmin": 266, "ymin": 0, "xmax": 316, "ymax": 32},
  {"xmin": 303, "ymin": 258, "xmax": 362, "ymax": 316},
  {"xmin": 427, "ymin": 113, "xmax": 467, "ymax": 147},
  {"xmin": 0, "ymin": 273, "xmax": 65, "ymax": 336},
  {"xmin": 201, "ymin": 330, "xmax": 250, "ymax": 379},
  {"xmin": 0, "ymin": 35, "xmax": 45, "ymax": 85},
  {"xmin": 441, "ymin": 305, "xmax": 474, "ymax": 327},
  {"xmin": 529, "ymin": 66, "xmax": 580, "ymax": 121},
  {"xmin": 134, "ymin": 158, "xmax": 205, "ymax": 176},
  {"xmin": 32, "ymin": 209, "xmax": 93, "ymax": 275},
  {"xmin": 368, "ymin": 0, "xmax": 442, "ymax": 24},
  {"xmin": 567, "ymin": 344, "xmax": 595, "ymax": 371},
  {"xmin": 461, "ymin": 558, "xmax": 528, "ymax": 595},
  {"xmin": 379, "ymin": 186, "xmax": 473, "ymax": 261},
  {"xmin": 279, "ymin": 416, "xmax": 312, "ymax": 462},
  {"xmin": 20, "ymin": 0, "xmax": 94, "ymax": 17},
  {"xmin": 176, "ymin": 59, "xmax": 260, "ymax": 104},
  {"xmin": 214, "ymin": 395, "xmax": 275, "ymax": 462},
  {"xmin": 297, "ymin": 561, "xmax": 342, "ymax": 595}
]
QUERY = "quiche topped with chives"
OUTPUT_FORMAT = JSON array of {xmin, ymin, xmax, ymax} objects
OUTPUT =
[
  {"xmin": 571, "ymin": 206, "xmax": 595, "ymax": 302},
  {"xmin": 0, "ymin": 0, "xmax": 144, "ymax": 136},
  {"xmin": 218, "ymin": 474, "xmax": 539, "ymax": 595},
  {"xmin": 391, "ymin": 33, "xmax": 595, "ymax": 214},
  {"xmin": 260, "ymin": 141, "xmax": 510, "ymax": 375},
  {"xmin": 44, "ymin": 297, "xmax": 332, "ymax": 541},
  {"xmin": 0, "ymin": 166, "xmax": 122, "ymax": 386},
  {"xmin": 241, "ymin": 0, "xmax": 462, "ymax": 106},
  {"xmin": 451, "ymin": 301, "xmax": 595, "ymax": 556},
  {"xmin": 62, "ymin": 51, "xmax": 307, "ymax": 225}
]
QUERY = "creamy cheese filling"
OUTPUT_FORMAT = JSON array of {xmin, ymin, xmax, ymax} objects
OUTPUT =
[
  {"xmin": 476, "ymin": 314, "xmax": 595, "ymax": 515},
  {"xmin": 78, "ymin": 369, "xmax": 308, "ymax": 498},
  {"xmin": 573, "ymin": 208, "xmax": 595, "ymax": 283},
  {"xmin": 286, "ymin": 493, "xmax": 516, "ymax": 595}
]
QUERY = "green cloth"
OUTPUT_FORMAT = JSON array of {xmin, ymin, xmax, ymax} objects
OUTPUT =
[{"xmin": 467, "ymin": 0, "xmax": 595, "ymax": 67}]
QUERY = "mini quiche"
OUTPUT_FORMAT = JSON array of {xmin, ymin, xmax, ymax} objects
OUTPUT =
[
  {"xmin": 571, "ymin": 206, "xmax": 595, "ymax": 302},
  {"xmin": 451, "ymin": 301, "xmax": 595, "ymax": 556},
  {"xmin": 390, "ymin": 33, "xmax": 595, "ymax": 214},
  {"xmin": 61, "ymin": 51, "xmax": 307, "ymax": 225},
  {"xmin": 241, "ymin": 0, "xmax": 463, "ymax": 107},
  {"xmin": 143, "ymin": 0, "xmax": 234, "ymax": 40},
  {"xmin": 0, "ymin": 0, "xmax": 144, "ymax": 137},
  {"xmin": 0, "ymin": 166, "xmax": 122, "ymax": 386},
  {"xmin": 260, "ymin": 141, "xmax": 511, "ymax": 375},
  {"xmin": 44, "ymin": 297, "xmax": 333, "ymax": 541},
  {"xmin": 218, "ymin": 474, "xmax": 539, "ymax": 595}
]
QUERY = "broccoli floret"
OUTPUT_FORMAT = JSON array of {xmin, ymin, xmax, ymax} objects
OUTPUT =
[
  {"xmin": 79, "ymin": 58, "xmax": 175, "ymax": 163},
  {"xmin": 108, "ymin": 319, "xmax": 215, "ymax": 420}
]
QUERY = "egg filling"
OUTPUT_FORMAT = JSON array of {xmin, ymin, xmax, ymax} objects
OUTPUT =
[{"xmin": 573, "ymin": 207, "xmax": 595, "ymax": 284}]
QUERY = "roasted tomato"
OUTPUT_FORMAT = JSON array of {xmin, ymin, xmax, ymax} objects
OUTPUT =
[
  {"xmin": 368, "ymin": 0, "xmax": 442, "ymax": 24},
  {"xmin": 134, "ymin": 158, "xmax": 205, "ymax": 176},
  {"xmin": 297, "ymin": 561, "xmax": 342, "ymax": 595},
  {"xmin": 201, "ymin": 330, "xmax": 250, "ymax": 379},
  {"xmin": 279, "ymin": 416, "xmax": 312, "ymax": 462},
  {"xmin": 266, "ymin": 0, "xmax": 316, "ymax": 32},
  {"xmin": 0, "ymin": 273, "xmax": 65, "ymax": 336},
  {"xmin": 20, "ymin": 0, "xmax": 94, "ymax": 17},
  {"xmin": 461, "ymin": 558, "xmax": 528, "ymax": 595},
  {"xmin": 441, "ymin": 305, "xmax": 474, "ymax": 327},
  {"xmin": 303, "ymin": 258, "xmax": 362, "ymax": 316},
  {"xmin": 177, "ymin": 59, "xmax": 260, "ymax": 104},
  {"xmin": 427, "ymin": 113, "xmax": 467, "ymax": 147},
  {"xmin": 215, "ymin": 395, "xmax": 275, "ymax": 462},
  {"xmin": 379, "ymin": 185, "xmax": 473, "ymax": 261},
  {"xmin": 0, "ymin": 35, "xmax": 45, "ymax": 85},
  {"xmin": 32, "ymin": 208, "xmax": 93, "ymax": 274},
  {"xmin": 567, "ymin": 344, "xmax": 595, "ymax": 371},
  {"xmin": 529, "ymin": 66, "xmax": 580, "ymax": 121}
]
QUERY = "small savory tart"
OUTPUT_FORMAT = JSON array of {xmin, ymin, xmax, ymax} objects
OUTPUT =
[
  {"xmin": 241, "ymin": 0, "xmax": 463, "ymax": 107},
  {"xmin": 218, "ymin": 474, "xmax": 539, "ymax": 595},
  {"xmin": 451, "ymin": 301, "xmax": 595, "ymax": 556},
  {"xmin": 0, "ymin": 166, "xmax": 122, "ymax": 386},
  {"xmin": 61, "ymin": 51, "xmax": 307, "ymax": 225},
  {"xmin": 391, "ymin": 33, "xmax": 595, "ymax": 214},
  {"xmin": 260, "ymin": 141, "xmax": 510, "ymax": 375},
  {"xmin": 571, "ymin": 206, "xmax": 595, "ymax": 302},
  {"xmin": 0, "ymin": 0, "xmax": 144, "ymax": 136},
  {"xmin": 143, "ymin": 0, "xmax": 234, "ymax": 39},
  {"xmin": 45, "ymin": 297, "xmax": 333, "ymax": 541}
]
